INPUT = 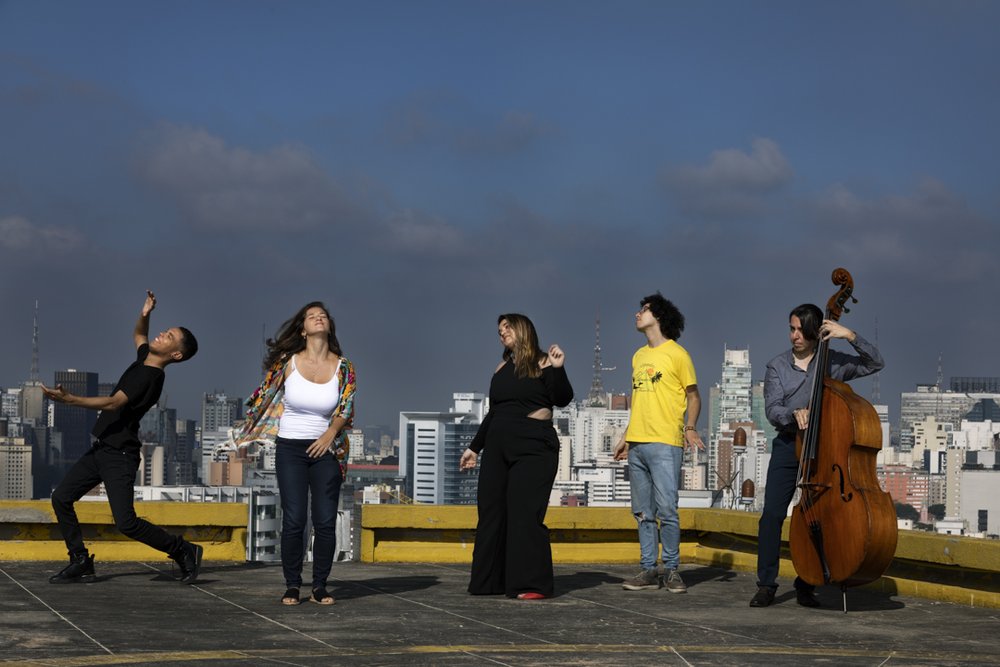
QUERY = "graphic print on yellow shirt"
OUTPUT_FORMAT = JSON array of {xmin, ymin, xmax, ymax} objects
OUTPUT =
[
  {"xmin": 633, "ymin": 363, "xmax": 663, "ymax": 392},
  {"xmin": 625, "ymin": 340, "xmax": 696, "ymax": 447}
]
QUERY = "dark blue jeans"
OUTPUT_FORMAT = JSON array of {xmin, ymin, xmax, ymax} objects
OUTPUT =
[
  {"xmin": 275, "ymin": 437, "xmax": 343, "ymax": 590},
  {"xmin": 756, "ymin": 433, "xmax": 813, "ymax": 592}
]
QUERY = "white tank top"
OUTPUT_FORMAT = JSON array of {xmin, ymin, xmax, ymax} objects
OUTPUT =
[{"xmin": 277, "ymin": 356, "xmax": 342, "ymax": 439}]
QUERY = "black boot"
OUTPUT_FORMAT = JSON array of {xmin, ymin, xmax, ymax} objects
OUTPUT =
[
  {"xmin": 171, "ymin": 541, "xmax": 203, "ymax": 584},
  {"xmin": 49, "ymin": 551, "xmax": 96, "ymax": 584}
]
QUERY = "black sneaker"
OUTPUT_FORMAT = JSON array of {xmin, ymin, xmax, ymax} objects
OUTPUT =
[
  {"xmin": 172, "ymin": 541, "xmax": 203, "ymax": 584},
  {"xmin": 749, "ymin": 585, "xmax": 776, "ymax": 607},
  {"xmin": 49, "ymin": 552, "xmax": 96, "ymax": 584}
]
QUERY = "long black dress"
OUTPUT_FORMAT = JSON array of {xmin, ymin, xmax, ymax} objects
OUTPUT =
[{"xmin": 467, "ymin": 361, "xmax": 574, "ymax": 597}]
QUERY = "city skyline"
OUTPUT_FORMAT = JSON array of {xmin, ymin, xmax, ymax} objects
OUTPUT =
[{"xmin": 2, "ymin": 2, "xmax": 998, "ymax": 429}]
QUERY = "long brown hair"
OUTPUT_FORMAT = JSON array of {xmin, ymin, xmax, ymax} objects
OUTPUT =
[
  {"xmin": 263, "ymin": 301, "xmax": 342, "ymax": 371},
  {"xmin": 498, "ymin": 313, "xmax": 545, "ymax": 379}
]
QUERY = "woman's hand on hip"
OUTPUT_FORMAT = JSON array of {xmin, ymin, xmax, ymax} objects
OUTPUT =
[{"xmin": 307, "ymin": 432, "xmax": 336, "ymax": 458}]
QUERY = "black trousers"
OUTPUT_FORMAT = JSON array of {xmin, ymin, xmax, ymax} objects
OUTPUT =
[
  {"xmin": 756, "ymin": 433, "xmax": 813, "ymax": 592},
  {"xmin": 469, "ymin": 416, "xmax": 559, "ymax": 597},
  {"xmin": 51, "ymin": 442, "xmax": 183, "ymax": 558}
]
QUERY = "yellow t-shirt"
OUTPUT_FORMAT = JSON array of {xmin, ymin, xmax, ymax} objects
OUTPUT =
[{"xmin": 625, "ymin": 340, "xmax": 697, "ymax": 447}]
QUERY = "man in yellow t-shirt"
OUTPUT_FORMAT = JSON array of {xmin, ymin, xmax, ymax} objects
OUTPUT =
[{"xmin": 613, "ymin": 293, "xmax": 703, "ymax": 593}]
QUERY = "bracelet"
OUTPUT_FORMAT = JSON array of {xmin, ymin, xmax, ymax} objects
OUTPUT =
[{"xmin": 684, "ymin": 426, "xmax": 697, "ymax": 432}]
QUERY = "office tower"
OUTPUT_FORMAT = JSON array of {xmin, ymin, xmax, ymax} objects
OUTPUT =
[
  {"xmin": 19, "ymin": 381, "xmax": 45, "ymax": 426},
  {"xmin": 708, "ymin": 348, "xmax": 752, "ymax": 490},
  {"xmin": 1, "ymin": 389, "xmax": 20, "ymax": 419},
  {"xmin": 201, "ymin": 392, "xmax": 243, "ymax": 433},
  {"xmin": 0, "ymin": 432, "xmax": 33, "ymax": 500},
  {"xmin": 399, "ymin": 393, "xmax": 485, "ymax": 504},
  {"xmin": 911, "ymin": 416, "xmax": 953, "ymax": 473},
  {"xmin": 138, "ymin": 444, "xmax": 166, "ymax": 486},
  {"xmin": 346, "ymin": 428, "xmax": 366, "ymax": 463},
  {"xmin": 200, "ymin": 392, "xmax": 243, "ymax": 483},
  {"xmin": 52, "ymin": 370, "xmax": 98, "ymax": 462}
]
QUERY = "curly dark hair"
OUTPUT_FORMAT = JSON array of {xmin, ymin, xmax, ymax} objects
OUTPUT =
[
  {"xmin": 789, "ymin": 304, "xmax": 823, "ymax": 342},
  {"xmin": 640, "ymin": 292, "xmax": 685, "ymax": 341},
  {"xmin": 263, "ymin": 301, "xmax": 342, "ymax": 370}
]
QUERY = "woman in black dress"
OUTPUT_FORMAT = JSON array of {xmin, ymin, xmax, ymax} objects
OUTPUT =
[{"xmin": 460, "ymin": 313, "xmax": 573, "ymax": 600}]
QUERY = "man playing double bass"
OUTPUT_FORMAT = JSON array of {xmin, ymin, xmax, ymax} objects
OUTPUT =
[{"xmin": 750, "ymin": 304, "xmax": 884, "ymax": 608}]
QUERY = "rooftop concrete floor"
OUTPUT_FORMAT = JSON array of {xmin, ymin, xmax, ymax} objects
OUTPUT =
[{"xmin": 1, "ymin": 560, "xmax": 998, "ymax": 666}]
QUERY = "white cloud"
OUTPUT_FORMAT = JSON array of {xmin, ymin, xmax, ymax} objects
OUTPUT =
[
  {"xmin": 134, "ymin": 124, "xmax": 358, "ymax": 231},
  {"xmin": 662, "ymin": 138, "xmax": 793, "ymax": 218}
]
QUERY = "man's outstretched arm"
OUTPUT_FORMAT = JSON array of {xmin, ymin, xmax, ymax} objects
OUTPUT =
[
  {"xmin": 41, "ymin": 385, "xmax": 128, "ymax": 412},
  {"xmin": 134, "ymin": 290, "xmax": 155, "ymax": 349}
]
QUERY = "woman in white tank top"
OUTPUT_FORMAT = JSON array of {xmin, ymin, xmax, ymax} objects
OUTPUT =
[{"xmin": 239, "ymin": 301, "xmax": 356, "ymax": 607}]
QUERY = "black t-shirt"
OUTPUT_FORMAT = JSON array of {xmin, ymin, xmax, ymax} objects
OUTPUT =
[{"xmin": 92, "ymin": 344, "xmax": 165, "ymax": 450}]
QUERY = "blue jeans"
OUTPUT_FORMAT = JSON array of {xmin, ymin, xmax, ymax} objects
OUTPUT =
[
  {"xmin": 628, "ymin": 442, "xmax": 683, "ymax": 571},
  {"xmin": 275, "ymin": 437, "xmax": 343, "ymax": 590}
]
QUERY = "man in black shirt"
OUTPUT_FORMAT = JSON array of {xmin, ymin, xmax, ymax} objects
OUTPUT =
[{"xmin": 43, "ymin": 291, "xmax": 202, "ymax": 584}]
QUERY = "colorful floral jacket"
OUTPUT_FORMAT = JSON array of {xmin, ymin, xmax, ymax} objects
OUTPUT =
[{"xmin": 238, "ymin": 354, "xmax": 356, "ymax": 475}]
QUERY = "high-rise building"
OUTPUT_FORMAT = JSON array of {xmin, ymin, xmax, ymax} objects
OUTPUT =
[
  {"xmin": 52, "ymin": 370, "xmax": 98, "ymax": 462},
  {"xmin": 398, "ymin": 393, "xmax": 485, "ymax": 504},
  {"xmin": 1, "ymin": 389, "xmax": 21, "ymax": 419},
  {"xmin": 172, "ymin": 418, "xmax": 198, "ymax": 485},
  {"xmin": 201, "ymin": 392, "xmax": 243, "ymax": 433},
  {"xmin": 138, "ymin": 444, "xmax": 166, "ymax": 486},
  {"xmin": 18, "ymin": 381, "xmax": 45, "ymax": 426},
  {"xmin": 0, "ymin": 434, "xmax": 33, "ymax": 500},
  {"xmin": 200, "ymin": 392, "xmax": 243, "ymax": 483},
  {"xmin": 912, "ymin": 416, "xmax": 953, "ymax": 473},
  {"xmin": 708, "ymin": 348, "xmax": 752, "ymax": 490}
]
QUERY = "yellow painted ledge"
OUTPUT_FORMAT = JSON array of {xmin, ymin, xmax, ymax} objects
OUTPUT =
[
  {"xmin": 360, "ymin": 504, "xmax": 1000, "ymax": 608},
  {"xmin": 0, "ymin": 500, "xmax": 247, "ymax": 561}
]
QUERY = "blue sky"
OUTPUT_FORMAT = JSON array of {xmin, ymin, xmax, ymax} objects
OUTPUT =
[{"xmin": 2, "ymin": 1, "xmax": 998, "ymax": 431}]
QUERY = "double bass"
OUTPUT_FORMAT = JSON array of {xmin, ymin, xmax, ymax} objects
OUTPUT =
[{"xmin": 789, "ymin": 268, "xmax": 898, "ymax": 612}]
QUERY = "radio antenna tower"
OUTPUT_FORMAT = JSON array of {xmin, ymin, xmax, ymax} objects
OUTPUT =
[
  {"xmin": 30, "ymin": 300, "xmax": 40, "ymax": 382},
  {"xmin": 586, "ymin": 314, "xmax": 615, "ymax": 407}
]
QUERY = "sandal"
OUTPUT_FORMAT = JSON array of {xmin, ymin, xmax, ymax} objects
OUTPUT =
[
  {"xmin": 281, "ymin": 587, "xmax": 301, "ymax": 605},
  {"xmin": 310, "ymin": 586, "xmax": 335, "ymax": 605}
]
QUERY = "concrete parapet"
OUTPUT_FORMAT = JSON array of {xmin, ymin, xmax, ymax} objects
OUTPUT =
[
  {"xmin": 361, "ymin": 504, "xmax": 1000, "ymax": 608},
  {"xmin": 0, "ymin": 500, "xmax": 247, "ymax": 561}
]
